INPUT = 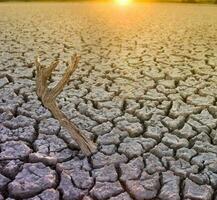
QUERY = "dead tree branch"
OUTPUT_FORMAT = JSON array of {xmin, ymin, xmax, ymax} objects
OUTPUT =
[{"xmin": 35, "ymin": 54, "xmax": 97, "ymax": 156}]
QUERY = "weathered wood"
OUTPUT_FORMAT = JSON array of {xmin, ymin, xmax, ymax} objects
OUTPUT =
[{"xmin": 35, "ymin": 54, "xmax": 97, "ymax": 156}]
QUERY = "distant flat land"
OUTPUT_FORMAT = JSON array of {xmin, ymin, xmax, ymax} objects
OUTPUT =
[{"xmin": 0, "ymin": 2, "xmax": 217, "ymax": 200}]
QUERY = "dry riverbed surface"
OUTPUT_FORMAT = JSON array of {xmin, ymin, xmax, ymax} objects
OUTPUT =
[{"xmin": 0, "ymin": 2, "xmax": 217, "ymax": 200}]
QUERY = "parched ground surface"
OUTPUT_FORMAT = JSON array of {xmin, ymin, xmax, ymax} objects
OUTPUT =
[{"xmin": 0, "ymin": 2, "xmax": 217, "ymax": 200}]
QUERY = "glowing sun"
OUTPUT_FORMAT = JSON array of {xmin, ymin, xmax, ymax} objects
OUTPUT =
[{"xmin": 115, "ymin": 0, "xmax": 132, "ymax": 6}]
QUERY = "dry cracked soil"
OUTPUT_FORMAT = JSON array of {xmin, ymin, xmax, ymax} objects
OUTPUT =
[{"xmin": 0, "ymin": 2, "xmax": 217, "ymax": 200}]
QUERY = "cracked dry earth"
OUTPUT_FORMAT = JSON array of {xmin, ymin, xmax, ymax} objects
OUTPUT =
[{"xmin": 0, "ymin": 2, "xmax": 217, "ymax": 200}]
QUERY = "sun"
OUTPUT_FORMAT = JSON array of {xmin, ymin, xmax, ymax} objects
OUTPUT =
[{"xmin": 115, "ymin": 0, "xmax": 132, "ymax": 6}]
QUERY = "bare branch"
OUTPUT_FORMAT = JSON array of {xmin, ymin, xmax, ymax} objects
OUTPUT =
[
  {"xmin": 35, "ymin": 55, "xmax": 97, "ymax": 156},
  {"xmin": 49, "ymin": 54, "xmax": 80, "ymax": 99},
  {"xmin": 44, "ymin": 60, "xmax": 59, "ymax": 78}
]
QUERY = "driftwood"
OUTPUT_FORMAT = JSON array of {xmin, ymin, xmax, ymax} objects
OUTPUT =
[{"xmin": 35, "ymin": 54, "xmax": 97, "ymax": 156}]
